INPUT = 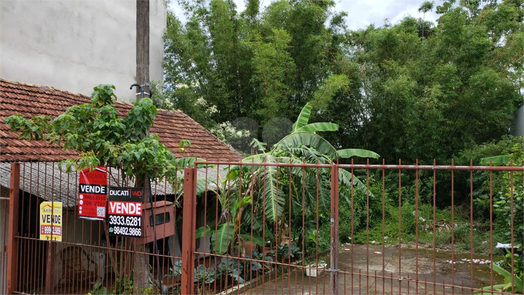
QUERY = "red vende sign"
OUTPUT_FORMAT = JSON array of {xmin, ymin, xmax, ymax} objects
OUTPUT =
[
  {"xmin": 108, "ymin": 201, "xmax": 142, "ymax": 216},
  {"xmin": 78, "ymin": 166, "xmax": 107, "ymax": 220}
]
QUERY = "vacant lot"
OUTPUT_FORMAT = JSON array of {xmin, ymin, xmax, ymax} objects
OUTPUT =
[{"xmin": 237, "ymin": 244, "xmax": 501, "ymax": 295}]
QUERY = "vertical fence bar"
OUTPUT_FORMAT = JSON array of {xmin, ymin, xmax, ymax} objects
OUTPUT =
[
  {"xmin": 469, "ymin": 160, "xmax": 474, "ymax": 290},
  {"xmin": 316, "ymin": 163, "xmax": 321, "ymax": 295},
  {"xmin": 330, "ymin": 163, "xmax": 339, "ymax": 295},
  {"xmin": 45, "ymin": 163, "xmax": 56, "ymax": 294},
  {"xmin": 451, "ymin": 159, "xmax": 455, "ymax": 295},
  {"xmin": 508, "ymin": 165, "xmax": 515, "ymax": 293},
  {"xmin": 381, "ymin": 159, "xmax": 386, "ymax": 295},
  {"xmin": 181, "ymin": 168, "xmax": 196, "ymax": 295},
  {"xmin": 489, "ymin": 166, "xmax": 494, "ymax": 293},
  {"xmin": 350, "ymin": 160, "xmax": 355, "ymax": 295},
  {"xmin": 44, "ymin": 242, "xmax": 56, "ymax": 294},
  {"xmin": 398, "ymin": 159, "xmax": 402, "ymax": 295},
  {"xmin": 19, "ymin": 163, "xmax": 27, "ymax": 293},
  {"xmin": 7, "ymin": 162, "xmax": 20, "ymax": 294},
  {"xmin": 1, "ymin": 197, "xmax": 7, "ymax": 294},
  {"xmin": 415, "ymin": 159, "xmax": 419, "ymax": 295},
  {"xmin": 365, "ymin": 159, "xmax": 370, "ymax": 295},
  {"xmin": 432, "ymin": 160, "xmax": 437, "ymax": 294}
]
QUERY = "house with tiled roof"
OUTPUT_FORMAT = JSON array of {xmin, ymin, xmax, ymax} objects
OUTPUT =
[
  {"xmin": 0, "ymin": 79, "xmax": 242, "ymax": 293},
  {"xmin": 0, "ymin": 79, "xmax": 242, "ymax": 162}
]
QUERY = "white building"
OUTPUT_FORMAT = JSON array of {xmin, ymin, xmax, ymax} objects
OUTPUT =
[{"xmin": 0, "ymin": 0, "xmax": 166, "ymax": 103}]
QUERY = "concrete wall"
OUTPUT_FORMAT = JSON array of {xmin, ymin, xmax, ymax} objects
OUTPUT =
[{"xmin": 0, "ymin": 0, "xmax": 166, "ymax": 103}]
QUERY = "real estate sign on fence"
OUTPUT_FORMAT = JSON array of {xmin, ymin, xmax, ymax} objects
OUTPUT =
[
  {"xmin": 107, "ymin": 187, "xmax": 144, "ymax": 237},
  {"xmin": 39, "ymin": 201, "xmax": 62, "ymax": 241},
  {"xmin": 78, "ymin": 166, "xmax": 107, "ymax": 220}
]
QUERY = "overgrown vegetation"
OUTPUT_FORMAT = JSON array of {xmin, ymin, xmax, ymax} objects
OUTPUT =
[
  {"xmin": 185, "ymin": 103, "xmax": 379, "ymax": 292},
  {"xmin": 162, "ymin": 0, "xmax": 523, "ymax": 164},
  {"xmin": 161, "ymin": 3, "xmax": 523, "ymax": 281}
]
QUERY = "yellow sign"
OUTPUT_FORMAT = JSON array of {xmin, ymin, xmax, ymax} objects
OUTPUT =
[{"xmin": 39, "ymin": 201, "xmax": 62, "ymax": 241}]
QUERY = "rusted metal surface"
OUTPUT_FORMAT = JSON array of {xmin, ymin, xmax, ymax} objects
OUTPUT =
[
  {"xmin": 7, "ymin": 162, "xmax": 20, "ymax": 294},
  {"xmin": 1, "ymin": 199, "xmax": 8, "ymax": 295},
  {"xmin": 330, "ymin": 164, "xmax": 339, "ymax": 295},
  {"xmin": 181, "ymin": 168, "xmax": 196, "ymax": 295},
  {"xmin": 4, "ymin": 160, "xmax": 523, "ymax": 294},
  {"xmin": 189, "ymin": 160, "xmax": 523, "ymax": 295}
]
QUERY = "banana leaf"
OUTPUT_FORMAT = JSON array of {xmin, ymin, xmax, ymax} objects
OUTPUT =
[
  {"xmin": 292, "ymin": 103, "xmax": 313, "ymax": 132},
  {"xmin": 294, "ymin": 122, "xmax": 339, "ymax": 133},
  {"xmin": 480, "ymin": 155, "xmax": 511, "ymax": 166},
  {"xmin": 337, "ymin": 148, "xmax": 380, "ymax": 159}
]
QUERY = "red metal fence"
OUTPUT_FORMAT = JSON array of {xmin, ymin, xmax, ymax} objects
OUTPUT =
[
  {"xmin": 3, "ymin": 160, "xmax": 524, "ymax": 294},
  {"xmin": 1, "ymin": 193, "xmax": 8, "ymax": 294},
  {"xmin": 4, "ymin": 162, "xmax": 182, "ymax": 294}
]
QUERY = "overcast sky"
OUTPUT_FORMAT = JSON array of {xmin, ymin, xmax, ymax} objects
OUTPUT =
[{"xmin": 169, "ymin": 0, "xmax": 440, "ymax": 31}]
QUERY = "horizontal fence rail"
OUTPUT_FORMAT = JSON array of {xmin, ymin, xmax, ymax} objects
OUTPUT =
[{"xmin": 3, "ymin": 160, "xmax": 522, "ymax": 294}]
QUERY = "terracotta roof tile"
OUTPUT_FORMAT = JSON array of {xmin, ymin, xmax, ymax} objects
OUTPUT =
[{"xmin": 1, "ymin": 79, "xmax": 243, "ymax": 162}]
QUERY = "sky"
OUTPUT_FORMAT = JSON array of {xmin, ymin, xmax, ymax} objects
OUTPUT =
[{"xmin": 169, "ymin": 0, "xmax": 440, "ymax": 31}]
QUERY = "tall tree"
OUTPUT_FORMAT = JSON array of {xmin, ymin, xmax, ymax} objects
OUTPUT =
[
  {"xmin": 324, "ymin": 0, "xmax": 524, "ymax": 164},
  {"xmin": 163, "ymin": 0, "xmax": 350, "ymax": 132},
  {"xmin": 165, "ymin": 0, "xmax": 523, "ymax": 164}
]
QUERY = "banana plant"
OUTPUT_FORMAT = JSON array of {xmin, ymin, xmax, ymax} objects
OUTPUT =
[
  {"xmin": 476, "ymin": 263, "xmax": 523, "ymax": 294},
  {"xmin": 230, "ymin": 103, "xmax": 379, "ymax": 247}
]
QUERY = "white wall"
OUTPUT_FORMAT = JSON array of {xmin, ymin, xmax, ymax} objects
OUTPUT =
[{"xmin": 0, "ymin": 0, "xmax": 166, "ymax": 103}]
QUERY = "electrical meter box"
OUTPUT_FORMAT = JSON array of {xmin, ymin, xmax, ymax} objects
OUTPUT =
[{"xmin": 135, "ymin": 201, "xmax": 175, "ymax": 244}]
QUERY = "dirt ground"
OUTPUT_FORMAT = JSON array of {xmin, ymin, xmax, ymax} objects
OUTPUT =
[{"xmin": 233, "ymin": 244, "xmax": 503, "ymax": 295}]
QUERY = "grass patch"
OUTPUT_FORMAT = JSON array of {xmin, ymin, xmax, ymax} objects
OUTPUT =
[{"xmin": 346, "ymin": 203, "xmax": 493, "ymax": 254}]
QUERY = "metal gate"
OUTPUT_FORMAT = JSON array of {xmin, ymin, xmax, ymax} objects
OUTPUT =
[{"xmin": 183, "ymin": 161, "xmax": 524, "ymax": 295}]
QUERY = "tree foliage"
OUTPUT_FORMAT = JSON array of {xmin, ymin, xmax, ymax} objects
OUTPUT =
[
  {"xmin": 325, "ymin": 0, "xmax": 524, "ymax": 164},
  {"xmin": 164, "ymin": 0, "xmax": 350, "ymax": 130},
  {"xmin": 164, "ymin": 0, "xmax": 523, "ymax": 165}
]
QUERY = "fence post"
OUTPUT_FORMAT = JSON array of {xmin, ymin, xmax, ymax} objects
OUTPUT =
[
  {"xmin": 181, "ymin": 168, "xmax": 196, "ymax": 295},
  {"xmin": 330, "ymin": 163, "xmax": 339, "ymax": 295},
  {"xmin": 7, "ymin": 163, "xmax": 20, "ymax": 294}
]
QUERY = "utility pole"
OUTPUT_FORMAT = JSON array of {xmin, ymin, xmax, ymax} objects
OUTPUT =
[
  {"xmin": 133, "ymin": 1, "xmax": 150, "ymax": 294},
  {"xmin": 136, "ymin": 0, "xmax": 150, "ymax": 102}
]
